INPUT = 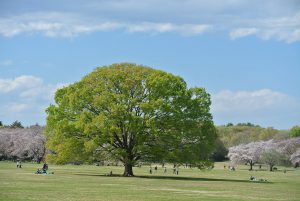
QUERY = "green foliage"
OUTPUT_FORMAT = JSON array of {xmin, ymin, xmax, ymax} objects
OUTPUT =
[
  {"xmin": 217, "ymin": 124, "xmax": 288, "ymax": 148},
  {"xmin": 210, "ymin": 138, "xmax": 228, "ymax": 161},
  {"xmin": 226, "ymin": 123, "xmax": 233, "ymax": 127},
  {"xmin": 45, "ymin": 63, "xmax": 216, "ymax": 176},
  {"xmin": 289, "ymin": 126, "xmax": 300, "ymax": 137},
  {"xmin": 236, "ymin": 122, "xmax": 260, "ymax": 127},
  {"xmin": 0, "ymin": 121, "xmax": 3, "ymax": 127},
  {"xmin": 9, "ymin": 120, "xmax": 24, "ymax": 128}
]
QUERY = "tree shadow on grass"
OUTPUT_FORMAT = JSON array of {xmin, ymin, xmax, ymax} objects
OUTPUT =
[
  {"xmin": 73, "ymin": 173, "xmax": 272, "ymax": 184},
  {"xmin": 136, "ymin": 175, "xmax": 272, "ymax": 184}
]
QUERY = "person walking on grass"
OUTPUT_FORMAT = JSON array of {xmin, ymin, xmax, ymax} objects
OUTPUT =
[{"xmin": 16, "ymin": 160, "xmax": 22, "ymax": 168}]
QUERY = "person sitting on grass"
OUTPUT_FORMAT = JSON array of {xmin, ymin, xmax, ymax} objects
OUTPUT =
[
  {"xmin": 250, "ymin": 176, "xmax": 267, "ymax": 182},
  {"xmin": 42, "ymin": 163, "xmax": 48, "ymax": 173},
  {"xmin": 36, "ymin": 169, "xmax": 42, "ymax": 174}
]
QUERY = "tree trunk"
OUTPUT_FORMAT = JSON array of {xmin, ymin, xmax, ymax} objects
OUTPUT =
[
  {"xmin": 269, "ymin": 165, "xmax": 273, "ymax": 171},
  {"xmin": 249, "ymin": 161, "xmax": 253, "ymax": 171},
  {"xmin": 123, "ymin": 163, "xmax": 134, "ymax": 176}
]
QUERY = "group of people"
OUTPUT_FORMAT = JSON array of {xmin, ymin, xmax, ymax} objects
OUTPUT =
[
  {"xmin": 224, "ymin": 165, "xmax": 235, "ymax": 171},
  {"xmin": 250, "ymin": 176, "xmax": 268, "ymax": 182},
  {"xmin": 16, "ymin": 159, "xmax": 52, "ymax": 174},
  {"xmin": 149, "ymin": 165, "xmax": 179, "ymax": 175},
  {"xmin": 36, "ymin": 163, "xmax": 49, "ymax": 174}
]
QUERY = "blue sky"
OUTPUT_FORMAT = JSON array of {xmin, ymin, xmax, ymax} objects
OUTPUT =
[{"xmin": 0, "ymin": 0, "xmax": 299, "ymax": 129}]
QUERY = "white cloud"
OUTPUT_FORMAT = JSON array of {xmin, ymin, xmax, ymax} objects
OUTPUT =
[
  {"xmin": 211, "ymin": 89, "xmax": 300, "ymax": 128},
  {"xmin": 0, "ymin": 0, "xmax": 299, "ymax": 42},
  {"xmin": 0, "ymin": 75, "xmax": 68, "ymax": 125},
  {"xmin": 126, "ymin": 23, "xmax": 211, "ymax": 36},
  {"xmin": 0, "ymin": 75, "xmax": 43, "ymax": 93},
  {"xmin": 0, "ymin": 75, "xmax": 68, "ymax": 99},
  {"xmin": 230, "ymin": 12, "xmax": 300, "ymax": 42},
  {"xmin": 0, "ymin": 12, "xmax": 122, "ymax": 38},
  {"xmin": 212, "ymin": 89, "xmax": 292, "ymax": 112},
  {"xmin": 0, "ymin": 12, "xmax": 212, "ymax": 38},
  {"xmin": 230, "ymin": 28, "xmax": 258, "ymax": 39}
]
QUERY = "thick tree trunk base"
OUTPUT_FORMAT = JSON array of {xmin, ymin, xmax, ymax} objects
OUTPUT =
[{"xmin": 123, "ymin": 163, "xmax": 134, "ymax": 177}]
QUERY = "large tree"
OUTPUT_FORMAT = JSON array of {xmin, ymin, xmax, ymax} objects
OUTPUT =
[{"xmin": 45, "ymin": 63, "xmax": 216, "ymax": 176}]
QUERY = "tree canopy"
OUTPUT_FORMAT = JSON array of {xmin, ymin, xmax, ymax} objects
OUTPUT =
[
  {"xmin": 217, "ymin": 124, "xmax": 289, "ymax": 148},
  {"xmin": 45, "ymin": 63, "xmax": 216, "ymax": 176},
  {"xmin": 10, "ymin": 121, "xmax": 24, "ymax": 129},
  {"xmin": 289, "ymin": 126, "xmax": 300, "ymax": 137}
]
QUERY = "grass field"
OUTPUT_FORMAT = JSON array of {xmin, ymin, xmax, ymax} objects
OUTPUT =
[{"xmin": 0, "ymin": 161, "xmax": 299, "ymax": 201}]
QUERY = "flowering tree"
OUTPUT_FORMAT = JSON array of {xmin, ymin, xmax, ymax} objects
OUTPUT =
[
  {"xmin": 290, "ymin": 148, "xmax": 300, "ymax": 167},
  {"xmin": 228, "ymin": 140, "xmax": 274, "ymax": 170},
  {"xmin": 276, "ymin": 137, "xmax": 300, "ymax": 156},
  {"xmin": 0, "ymin": 126, "xmax": 45, "ymax": 161},
  {"xmin": 260, "ymin": 149, "xmax": 288, "ymax": 171},
  {"xmin": 228, "ymin": 138, "xmax": 300, "ymax": 170},
  {"xmin": 0, "ymin": 131, "xmax": 10, "ymax": 160}
]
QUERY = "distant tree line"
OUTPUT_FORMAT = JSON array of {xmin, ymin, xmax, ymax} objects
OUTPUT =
[
  {"xmin": 0, "ymin": 119, "xmax": 299, "ymax": 169},
  {"xmin": 217, "ymin": 123, "xmax": 291, "ymax": 148},
  {"xmin": 0, "ymin": 120, "xmax": 24, "ymax": 129},
  {"xmin": 210, "ymin": 123, "xmax": 299, "ymax": 163}
]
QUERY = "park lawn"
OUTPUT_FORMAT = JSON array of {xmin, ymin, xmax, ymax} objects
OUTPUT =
[{"xmin": 0, "ymin": 161, "xmax": 299, "ymax": 201}]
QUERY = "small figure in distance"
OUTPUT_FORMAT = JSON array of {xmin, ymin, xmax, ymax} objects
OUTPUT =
[
  {"xmin": 36, "ymin": 169, "xmax": 42, "ymax": 174},
  {"xmin": 149, "ymin": 167, "xmax": 152, "ymax": 174},
  {"xmin": 42, "ymin": 163, "xmax": 48, "ymax": 173}
]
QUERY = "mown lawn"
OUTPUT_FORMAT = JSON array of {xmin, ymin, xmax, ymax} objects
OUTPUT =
[{"xmin": 0, "ymin": 161, "xmax": 299, "ymax": 201}]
